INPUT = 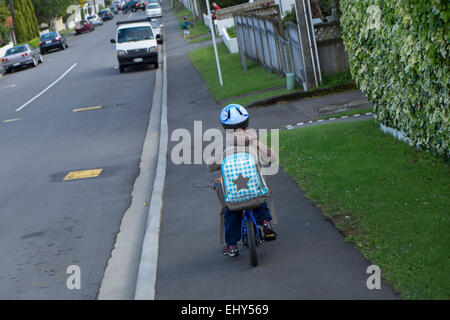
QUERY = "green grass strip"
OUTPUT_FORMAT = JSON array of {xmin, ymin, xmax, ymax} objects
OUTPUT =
[
  {"xmin": 278, "ymin": 120, "xmax": 450, "ymax": 299},
  {"xmin": 220, "ymin": 88, "xmax": 298, "ymax": 108},
  {"xmin": 188, "ymin": 35, "xmax": 212, "ymax": 44},
  {"xmin": 188, "ymin": 44, "xmax": 285, "ymax": 101}
]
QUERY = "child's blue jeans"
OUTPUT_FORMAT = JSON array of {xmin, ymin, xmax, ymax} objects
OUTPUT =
[{"xmin": 224, "ymin": 202, "xmax": 272, "ymax": 246}]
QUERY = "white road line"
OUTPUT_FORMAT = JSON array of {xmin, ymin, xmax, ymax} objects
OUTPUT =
[{"xmin": 15, "ymin": 63, "xmax": 77, "ymax": 112}]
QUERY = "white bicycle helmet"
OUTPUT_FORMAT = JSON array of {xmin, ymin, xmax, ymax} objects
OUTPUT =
[{"xmin": 220, "ymin": 104, "xmax": 249, "ymax": 129}]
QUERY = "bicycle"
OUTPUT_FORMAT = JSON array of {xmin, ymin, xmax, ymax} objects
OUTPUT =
[
  {"xmin": 212, "ymin": 178, "xmax": 275, "ymax": 267},
  {"xmin": 241, "ymin": 209, "xmax": 264, "ymax": 267}
]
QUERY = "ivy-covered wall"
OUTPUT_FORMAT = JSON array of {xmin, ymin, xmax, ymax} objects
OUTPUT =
[{"xmin": 340, "ymin": 0, "xmax": 449, "ymax": 156}]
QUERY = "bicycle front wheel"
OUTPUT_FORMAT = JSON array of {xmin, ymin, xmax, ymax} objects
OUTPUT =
[{"xmin": 245, "ymin": 219, "xmax": 258, "ymax": 267}]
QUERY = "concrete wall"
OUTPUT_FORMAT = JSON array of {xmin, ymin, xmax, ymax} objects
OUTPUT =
[
  {"xmin": 316, "ymin": 38, "xmax": 349, "ymax": 74},
  {"xmin": 313, "ymin": 21, "xmax": 350, "ymax": 74},
  {"xmin": 216, "ymin": 18, "xmax": 235, "ymax": 35},
  {"xmin": 203, "ymin": 13, "xmax": 235, "ymax": 35},
  {"xmin": 221, "ymin": 27, "xmax": 238, "ymax": 53}
]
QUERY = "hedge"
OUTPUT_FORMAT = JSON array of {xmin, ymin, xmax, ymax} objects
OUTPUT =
[{"xmin": 340, "ymin": 0, "xmax": 449, "ymax": 156}]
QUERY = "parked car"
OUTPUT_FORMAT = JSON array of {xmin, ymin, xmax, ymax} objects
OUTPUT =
[
  {"xmin": 123, "ymin": 0, "xmax": 145, "ymax": 13},
  {"xmin": 150, "ymin": 19, "xmax": 163, "ymax": 44},
  {"xmin": 39, "ymin": 31, "xmax": 68, "ymax": 54},
  {"xmin": 87, "ymin": 14, "xmax": 103, "ymax": 26},
  {"xmin": 110, "ymin": 18, "xmax": 158, "ymax": 73},
  {"xmin": 75, "ymin": 20, "xmax": 95, "ymax": 34},
  {"xmin": 136, "ymin": 0, "xmax": 146, "ymax": 10},
  {"xmin": 99, "ymin": 9, "xmax": 114, "ymax": 21},
  {"xmin": 109, "ymin": 6, "xmax": 119, "ymax": 15},
  {"xmin": 112, "ymin": 0, "xmax": 122, "ymax": 10},
  {"xmin": 146, "ymin": 3, "xmax": 162, "ymax": 18},
  {"xmin": 2, "ymin": 44, "xmax": 43, "ymax": 73},
  {"xmin": 122, "ymin": 0, "xmax": 137, "ymax": 13}
]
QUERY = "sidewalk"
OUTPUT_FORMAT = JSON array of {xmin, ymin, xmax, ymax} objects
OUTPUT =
[{"xmin": 155, "ymin": 2, "xmax": 398, "ymax": 299}]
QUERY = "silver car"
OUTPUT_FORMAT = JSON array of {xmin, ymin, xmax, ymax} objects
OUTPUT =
[
  {"xmin": 87, "ymin": 14, "xmax": 103, "ymax": 26},
  {"xmin": 150, "ymin": 19, "xmax": 163, "ymax": 44},
  {"xmin": 146, "ymin": 3, "xmax": 162, "ymax": 18},
  {"xmin": 1, "ymin": 44, "xmax": 43, "ymax": 73}
]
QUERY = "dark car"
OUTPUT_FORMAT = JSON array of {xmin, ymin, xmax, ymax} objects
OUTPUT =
[
  {"xmin": 123, "ymin": 0, "xmax": 145, "ymax": 13},
  {"xmin": 39, "ymin": 32, "xmax": 68, "ymax": 54},
  {"xmin": 109, "ymin": 6, "xmax": 118, "ymax": 15},
  {"xmin": 135, "ymin": 0, "xmax": 146, "ymax": 10},
  {"xmin": 99, "ymin": 9, "xmax": 113, "ymax": 21},
  {"xmin": 75, "ymin": 20, "xmax": 95, "ymax": 34}
]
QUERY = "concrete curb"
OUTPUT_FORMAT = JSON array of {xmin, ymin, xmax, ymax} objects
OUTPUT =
[
  {"xmin": 284, "ymin": 112, "xmax": 374, "ymax": 130},
  {"xmin": 97, "ymin": 47, "xmax": 165, "ymax": 300},
  {"xmin": 245, "ymin": 82, "xmax": 357, "ymax": 109},
  {"xmin": 134, "ymin": 38, "xmax": 168, "ymax": 300}
]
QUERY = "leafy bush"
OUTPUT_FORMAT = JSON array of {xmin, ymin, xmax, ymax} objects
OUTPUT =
[
  {"xmin": 282, "ymin": 6, "xmax": 297, "ymax": 24},
  {"xmin": 226, "ymin": 26, "xmax": 235, "ymax": 38},
  {"xmin": 318, "ymin": 0, "xmax": 334, "ymax": 17},
  {"xmin": 27, "ymin": 37, "xmax": 40, "ymax": 48},
  {"xmin": 340, "ymin": 0, "xmax": 449, "ymax": 156}
]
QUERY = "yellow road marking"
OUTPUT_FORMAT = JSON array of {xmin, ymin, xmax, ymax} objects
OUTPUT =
[
  {"xmin": 63, "ymin": 169, "xmax": 103, "ymax": 181},
  {"xmin": 2, "ymin": 118, "xmax": 22, "ymax": 123},
  {"xmin": 72, "ymin": 105, "xmax": 102, "ymax": 112}
]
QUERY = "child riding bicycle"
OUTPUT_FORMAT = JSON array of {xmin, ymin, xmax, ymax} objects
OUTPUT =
[{"xmin": 207, "ymin": 104, "xmax": 278, "ymax": 257}]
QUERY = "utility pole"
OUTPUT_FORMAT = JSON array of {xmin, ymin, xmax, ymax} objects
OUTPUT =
[
  {"xmin": 8, "ymin": 0, "xmax": 17, "ymax": 45},
  {"xmin": 293, "ymin": 0, "xmax": 318, "ymax": 90},
  {"xmin": 206, "ymin": 0, "xmax": 223, "ymax": 87}
]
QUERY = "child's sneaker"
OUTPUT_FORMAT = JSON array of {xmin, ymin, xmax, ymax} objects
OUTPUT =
[
  {"xmin": 223, "ymin": 245, "xmax": 239, "ymax": 257},
  {"xmin": 262, "ymin": 220, "xmax": 277, "ymax": 241}
]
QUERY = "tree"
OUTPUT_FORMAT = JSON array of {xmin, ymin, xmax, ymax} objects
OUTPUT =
[
  {"xmin": 12, "ymin": 4, "xmax": 26, "ymax": 42},
  {"xmin": 12, "ymin": 0, "xmax": 39, "ymax": 42},
  {"xmin": 0, "ymin": 1, "xmax": 10, "ymax": 45},
  {"xmin": 32, "ymin": 0, "xmax": 75, "ymax": 31},
  {"xmin": 15, "ymin": 0, "xmax": 32, "ymax": 37}
]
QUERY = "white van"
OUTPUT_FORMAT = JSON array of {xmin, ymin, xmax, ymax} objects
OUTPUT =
[{"xmin": 110, "ymin": 18, "xmax": 158, "ymax": 73}]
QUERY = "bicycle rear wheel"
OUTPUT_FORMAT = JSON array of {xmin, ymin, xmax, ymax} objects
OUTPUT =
[{"xmin": 245, "ymin": 219, "xmax": 258, "ymax": 267}]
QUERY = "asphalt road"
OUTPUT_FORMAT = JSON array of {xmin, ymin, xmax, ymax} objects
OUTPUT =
[{"xmin": 0, "ymin": 11, "xmax": 156, "ymax": 299}]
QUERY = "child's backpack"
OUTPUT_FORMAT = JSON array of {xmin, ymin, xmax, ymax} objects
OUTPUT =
[
  {"xmin": 180, "ymin": 21, "xmax": 187, "ymax": 30},
  {"xmin": 220, "ymin": 147, "xmax": 270, "ymax": 211}
]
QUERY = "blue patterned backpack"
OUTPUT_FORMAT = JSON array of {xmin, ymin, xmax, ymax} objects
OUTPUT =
[{"xmin": 220, "ymin": 147, "xmax": 270, "ymax": 211}]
